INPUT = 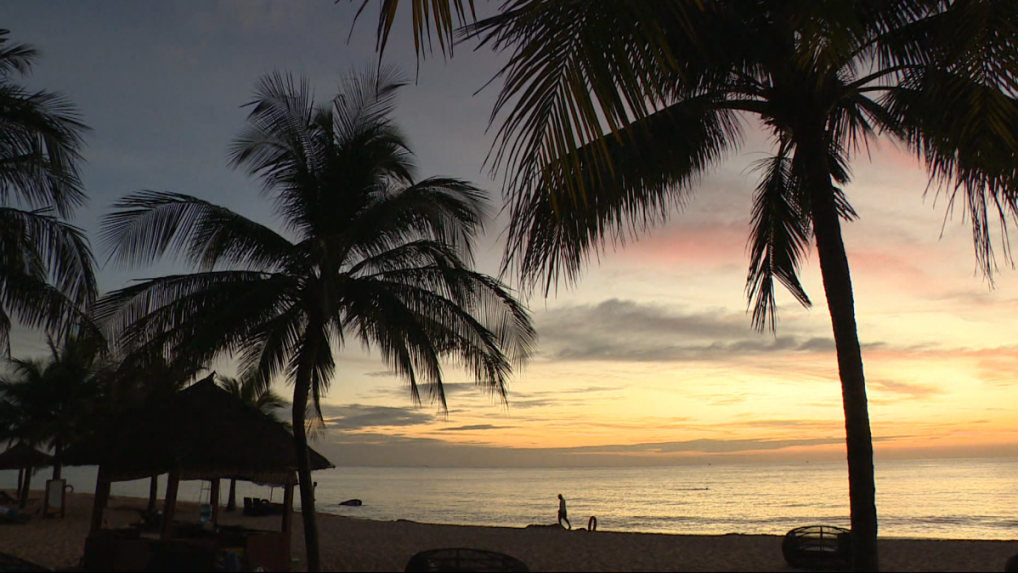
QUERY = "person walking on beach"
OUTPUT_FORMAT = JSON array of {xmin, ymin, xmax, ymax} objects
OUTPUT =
[{"xmin": 557, "ymin": 494, "xmax": 572, "ymax": 530}]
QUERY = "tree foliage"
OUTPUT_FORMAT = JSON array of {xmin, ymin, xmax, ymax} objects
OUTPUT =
[{"xmin": 98, "ymin": 67, "xmax": 535, "ymax": 571}]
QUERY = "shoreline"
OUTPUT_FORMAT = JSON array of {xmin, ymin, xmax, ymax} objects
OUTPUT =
[{"xmin": 1, "ymin": 492, "xmax": 1015, "ymax": 571}]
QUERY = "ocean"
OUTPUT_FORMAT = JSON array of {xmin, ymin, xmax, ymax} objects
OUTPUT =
[{"xmin": 4, "ymin": 458, "xmax": 1016, "ymax": 540}]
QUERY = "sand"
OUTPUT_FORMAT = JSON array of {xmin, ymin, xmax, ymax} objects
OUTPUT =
[{"xmin": 1, "ymin": 491, "xmax": 1015, "ymax": 572}]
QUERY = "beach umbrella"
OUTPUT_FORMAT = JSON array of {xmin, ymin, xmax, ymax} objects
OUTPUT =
[
  {"xmin": 0, "ymin": 443, "xmax": 52, "ymax": 471},
  {"xmin": 0, "ymin": 443, "xmax": 52, "ymax": 508}
]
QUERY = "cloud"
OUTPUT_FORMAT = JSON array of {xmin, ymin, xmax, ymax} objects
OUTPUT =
[
  {"xmin": 536, "ymin": 298, "xmax": 835, "ymax": 363},
  {"xmin": 797, "ymin": 337, "xmax": 837, "ymax": 352},
  {"xmin": 364, "ymin": 381, "xmax": 505, "ymax": 399},
  {"xmin": 726, "ymin": 419, "xmax": 842, "ymax": 429},
  {"xmin": 310, "ymin": 431, "xmax": 895, "ymax": 468},
  {"xmin": 437, "ymin": 424, "xmax": 512, "ymax": 432},
  {"xmin": 870, "ymin": 378, "xmax": 943, "ymax": 398},
  {"xmin": 319, "ymin": 404, "xmax": 436, "ymax": 430}
]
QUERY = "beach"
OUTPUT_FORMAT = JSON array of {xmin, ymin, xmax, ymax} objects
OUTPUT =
[{"xmin": 0, "ymin": 492, "xmax": 1015, "ymax": 572}]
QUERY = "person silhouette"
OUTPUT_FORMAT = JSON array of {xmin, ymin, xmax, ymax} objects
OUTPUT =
[{"xmin": 557, "ymin": 494, "xmax": 572, "ymax": 530}]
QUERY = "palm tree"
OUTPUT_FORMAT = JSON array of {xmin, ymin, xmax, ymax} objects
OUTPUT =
[
  {"xmin": 217, "ymin": 373, "xmax": 289, "ymax": 511},
  {"xmin": 0, "ymin": 335, "xmax": 105, "ymax": 505},
  {"xmin": 96, "ymin": 67, "xmax": 536, "ymax": 572},
  {"xmin": 391, "ymin": 2, "xmax": 1018, "ymax": 570},
  {"xmin": 0, "ymin": 29, "xmax": 96, "ymax": 353}
]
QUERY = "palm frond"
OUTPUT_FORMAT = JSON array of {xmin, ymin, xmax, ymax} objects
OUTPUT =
[
  {"xmin": 884, "ymin": 65, "xmax": 1018, "ymax": 277},
  {"xmin": 746, "ymin": 152, "xmax": 814, "ymax": 333},
  {"xmin": 343, "ymin": 177, "xmax": 487, "ymax": 265},
  {"xmin": 0, "ymin": 308, "xmax": 10, "ymax": 358},
  {"xmin": 0, "ymin": 207, "xmax": 97, "ymax": 307},
  {"xmin": 470, "ymin": 0, "xmax": 719, "ymax": 206},
  {"xmin": 0, "ymin": 270, "xmax": 93, "ymax": 356},
  {"xmin": 229, "ymin": 72, "xmax": 320, "ymax": 195},
  {"xmin": 100, "ymin": 190, "xmax": 296, "ymax": 272},
  {"xmin": 237, "ymin": 305, "xmax": 307, "ymax": 392},
  {"xmin": 0, "ymin": 83, "xmax": 88, "ymax": 217},
  {"xmin": 0, "ymin": 30, "xmax": 36, "ymax": 78},
  {"xmin": 353, "ymin": 0, "xmax": 477, "ymax": 60},
  {"xmin": 502, "ymin": 97, "xmax": 740, "ymax": 293},
  {"xmin": 332, "ymin": 64, "xmax": 407, "ymax": 139},
  {"xmin": 94, "ymin": 271, "xmax": 295, "ymax": 364},
  {"xmin": 341, "ymin": 264, "xmax": 535, "ymax": 409}
]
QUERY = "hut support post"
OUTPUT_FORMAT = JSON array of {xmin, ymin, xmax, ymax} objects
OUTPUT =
[
  {"xmin": 282, "ymin": 479, "xmax": 294, "ymax": 562},
  {"xmin": 19, "ymin": 466, "xmax": 32, "ymax": 509},
  {"xmin": 210, "ymin": 478, "xmax": 221, "ymax": 526},
  {"xmin": 161, "ymin": 469, "xmax": 180, "ymax": 540},
  {"xmin": 281, "ymin": 480, "xmax": 294, "ymax": 534},
  {"xmin": 90, "ymin": 466, "xmax": 111, "ymax": 535}
]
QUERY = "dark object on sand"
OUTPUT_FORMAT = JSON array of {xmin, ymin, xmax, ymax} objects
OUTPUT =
[
  {"xmin": 338, "ymin": 499, "xmax": 362, "ymax": 507},
  {"xmin": 146, "ymin": 541, "xmax": 218, "ymax": 572},
  {"xmin": 241, "ymin": 496, "xmax": 277, "ymax": 517},
  {"xmin": 133, "ymin": 508, "xmax": 162, "ymax": 530},
  {"xmin": 0, "ymin": 552, "xmax": 49, "ymax": 572},
  {"xmin": 782, "ymin": 525, "xmax": 851, "ymax": 570},
  {"xmin": 1005, "ymin": 553, "xmax": 1018, "ymax": 573},
  {"xmin": 405, "ymin": 548, "xmax": 529, "ymax": 573}
]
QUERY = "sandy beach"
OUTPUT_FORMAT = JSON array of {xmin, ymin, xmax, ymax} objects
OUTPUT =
[{"xmin": 0, "ymin": 491, "xmax": 1015, "ymax": 572}]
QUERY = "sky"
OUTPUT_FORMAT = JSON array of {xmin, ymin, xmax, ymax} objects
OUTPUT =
[{"xmin": 5, "ymin": 1, "xmax": 1018, "ymax": 467}]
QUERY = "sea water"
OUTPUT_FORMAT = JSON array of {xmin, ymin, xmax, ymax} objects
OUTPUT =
[{"xmin": 4, "ymin": 458, "xmax": 1016, "ymax": 540}]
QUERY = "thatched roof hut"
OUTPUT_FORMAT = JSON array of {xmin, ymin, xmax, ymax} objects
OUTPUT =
[
  {"xmin": 62, "ymin": 376, "xmax": 332, "ymax": 484},
  {"xmin": 63, "ymin": 375, "xmax": 333, "ymax": 563},
  {"xmin": 0, "ymin": 442, "xmax": 52, "ymax": 470}
]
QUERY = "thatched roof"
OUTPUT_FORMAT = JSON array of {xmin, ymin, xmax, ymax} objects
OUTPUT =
[
  {"xmin": 62, "ymin": 377, "xmax": 332, "ymax": 484},
  {"xmin": 0, "ymin": 442, "xmax": 52, "ymax": 470}
]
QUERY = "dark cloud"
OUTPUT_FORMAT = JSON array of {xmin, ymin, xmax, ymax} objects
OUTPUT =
[
  {"xmin": 727, "ymin": 419, "xmax": 841, "ymax": 429},
  {"xmin": 797, "ymin": 337, "xmax": 836, "ymax": 352},
  {"xmin": 506, "ymin": 383, "xmax": 629, "ymax": 411},
  {"xmin": 311, "ymin": 431, "xmax": 897, "ymax": 467},
  {"xmin": 563, "ymin": 437, "xmax": 851, "ymax": 454},
  {"xmin": 437, "ymin": 424, "xmax": 511, "ymax": 432},
  {"xmin": 319, "ymin": 404, "xmax": 436, "ymax": 430},
  {"xmin": 870, "ymin": 379, "xmax": 942, "ymax": 397},
  {"xmin": 365, "ymin": 381, "xmax": 504, "ymax": 400},
  {"xmin": 536, "ymin": 299, "xmax": 836, "ymax": 363}
]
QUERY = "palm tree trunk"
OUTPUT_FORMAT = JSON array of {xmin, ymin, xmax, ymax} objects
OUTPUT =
[
  {"xmin": 148, "ymin": 475, "xmax": 159, "ymax": 512},
  {"xmin": 801, "ymin": 129, "xmax": 879, "ymax": 572},
  {"xmin": 19, "ymin": 467, "xmax": 32, "ymax": 509},
  {"xmin": 293, "ymin": 328, "xmax": 323, "ymax": 572},
  {"xmin": 52, "ymin": 441, "xmax": 62, "ymax": 480},
  {"xmin": 226, "ymin": 478, "xmax": 237, "ymax": 511}
]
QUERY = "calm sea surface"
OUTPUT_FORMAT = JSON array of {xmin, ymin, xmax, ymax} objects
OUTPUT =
[{"xmin": 4, "ymin": 458, "xmax": 1016, "ymax": 540}]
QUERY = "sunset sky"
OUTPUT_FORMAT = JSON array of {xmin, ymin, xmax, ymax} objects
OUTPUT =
[{"xmin": 6, "ymin": 1, "xmax": 1018, "ymax": 467}]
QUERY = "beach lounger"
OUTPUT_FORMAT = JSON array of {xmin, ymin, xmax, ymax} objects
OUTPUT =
[
  {"xmin": 404, "ymin": 548, "xmax": 529, "ymax": 572},
  {"xmin": 782, "ymin": 525, "xmax": 851, "ymax": 569},
  {"xmin": 0, "ymin": 551, "xmax": 49, "ymax": 572},
  {"xmin": 242, "ymin": 497, "xmax": 274, "ymax": 517},
  {"xmin": 133, "ymin": 508, "xmax": 162, "ymax": 531},
  {"xmin": 0, "ymin": 492, "xmax": 17, "ymax": 505},
  {"xmin": 0, "ymin": 513, "xmax": 30, "ymax": 525}
]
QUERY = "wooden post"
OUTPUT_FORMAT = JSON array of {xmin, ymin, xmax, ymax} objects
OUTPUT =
[
  {"xmin": 18, "ymin": 466, "xmax": 32, "ymax": 509},
  {"xmin": 282, "ymin": 476, "xmax": 295, "ymax": 566},
  {"xmin": 161, "ymin": 469, "xmax": 180, "ymax": 540},
  {"xmin": 281, "ymin": 479, "xmax": 294, "ymax": 534},
  {"xmin": 90, "ymin": 466, "xmax": 112, "ymax": 535},
  {"xmin": 210, "ymin": 478, "xmax": 221, "ymax": 526}
]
